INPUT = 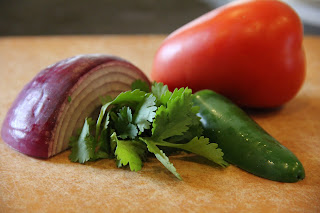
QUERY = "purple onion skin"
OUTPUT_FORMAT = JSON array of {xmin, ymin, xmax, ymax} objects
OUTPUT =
[{"xmin": 1, "ymin": 54, "xmax": 150, "ymax": 158}]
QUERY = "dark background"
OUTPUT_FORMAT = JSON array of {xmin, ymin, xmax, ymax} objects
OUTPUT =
[{"xmin": 0, "ymin": 0, "xmax": 319, "ymax": 36}]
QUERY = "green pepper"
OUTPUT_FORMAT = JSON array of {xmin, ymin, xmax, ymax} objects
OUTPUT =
[{"xmin": 193, "ymin": 90, "xmax": 305, "ymax": 182}]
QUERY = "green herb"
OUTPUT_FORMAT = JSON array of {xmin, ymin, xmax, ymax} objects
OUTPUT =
[
  {"xmin": 69, "ymin": 118, "xmax": 96, "ymax": 163},
  {"xmin": 67, "ymin": 96, "xmax": 72, "ymax": 103},
  {"xmin": 69, "ymin": 80, "xmax": 228, "ymax": 179},
  {"xmin": 131, "ymin": 79, "xmax": 150, "ymax": 93}
]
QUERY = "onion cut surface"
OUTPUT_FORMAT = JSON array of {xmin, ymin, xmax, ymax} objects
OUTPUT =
[{"xmin": 1, "ymin": 54, "xmax": 150, "ymax": 158}]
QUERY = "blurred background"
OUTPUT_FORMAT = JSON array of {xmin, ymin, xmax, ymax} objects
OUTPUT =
[{"xmin": 0, "ymin": 0, "xmax": 319, "ymax": 36}]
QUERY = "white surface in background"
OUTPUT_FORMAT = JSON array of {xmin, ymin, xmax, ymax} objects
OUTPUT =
[
  {"xmin": 202, "ymin": 0, "xmax": 320, "ymax": 27},
  {"xmin": 282, "ymin": 0, "xmax": 320, "ymax": 27}
]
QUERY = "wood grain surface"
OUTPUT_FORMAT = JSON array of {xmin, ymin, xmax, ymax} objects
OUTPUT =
[{"xmin": 0, "ymin": 35, "xmax": 319, "ymax": 212}]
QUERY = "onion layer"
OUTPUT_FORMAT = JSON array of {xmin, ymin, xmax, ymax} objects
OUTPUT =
[{"xmin": 1, "ymin": 54, "xmax": 150, "ymax": 158}]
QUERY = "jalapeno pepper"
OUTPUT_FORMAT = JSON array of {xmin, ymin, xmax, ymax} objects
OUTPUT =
[{"xmin": 193, "ymin": 90, "xmax": 305, "ymax": 182}]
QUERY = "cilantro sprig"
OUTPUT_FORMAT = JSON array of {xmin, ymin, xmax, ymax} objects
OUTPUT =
[{"xmin": 69, "ymin": 81, "xmax": 228, "ymax": 180}]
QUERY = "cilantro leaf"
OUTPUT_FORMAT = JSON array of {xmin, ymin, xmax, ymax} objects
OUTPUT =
[
  {"xmin": 131, "ymin": 79, "xmax": 150, "ymax": 92},
  {"xmin": 169, "ymin": 87, "xmax": 191, "ymax": 101},
  {"xmin": 69, "ymin": 118, "xmax": 96, "ymax": 163},
  {"xmin": 114, "ymin": 106, "xmax": 138, "ymax": 139},
  {"xmin": 96, "ymin": 90, "xmax": 146, "ymax": 137},
  {"xmin": 99, "ymin": 95, "xmax": 113, "ymax": 105},
  {"xmin": 69, "ymin": 80, "xmax": 228, "ymax": 180},
  {"xmin": 91, "ymin": 129, "xmax": 111, "ymax": 160},
  {"xmin": 154, "ymin": 137, "xmax": 229, "ymax": 167},
  {"xmin": 94, "ymin": 113, "xmax": 111, "ymax": 159},
  {"xmin": 166, "ymin": 105, "xmax": 202, "ymax": 143},
  {"xmin": 112, "ymin": 133, "xmax": 147, "ymax": 171},
  {"xmin": 133, "ymin": 94, "xmax": 157, "ymax": 132},
  {"xmin": 94, "ymin": 148, "xmax": 110, "ymax": 160},
  {"xmin": 167, "ymin": 123, "xmax": 203, "ymax": 143},
  {"xmin": 151, "ymin": 88, "xmax": 195, "ymax": 140},
  {"xmin": 110, "ymin": 130, "xmax": 117, "ymax": 153},
  {"xmin": 151, "ymin": 82, "xmax": 172, "ymax": 106},
  {"xmin": 140, "ymin": 138, "xmax": 182, "ymax": 180},
  {"xmin": 103, "ymin": 111, "xmax": 110, "ymax": 130}
]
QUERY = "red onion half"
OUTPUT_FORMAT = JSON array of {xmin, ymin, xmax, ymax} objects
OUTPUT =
[{"xmin": 1, "ymin": 54, "xmax": 150, "ymax": 158}]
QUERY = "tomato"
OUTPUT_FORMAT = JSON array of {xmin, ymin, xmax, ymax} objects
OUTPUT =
[{"xmin": 151, "ymin": 0, "xmax": 306, "ymax": 108}]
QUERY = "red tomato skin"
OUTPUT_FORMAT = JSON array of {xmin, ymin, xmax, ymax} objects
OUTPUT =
[{"xmin": 151, "ymin": 0, "xmax": 306, "ymax": 108}]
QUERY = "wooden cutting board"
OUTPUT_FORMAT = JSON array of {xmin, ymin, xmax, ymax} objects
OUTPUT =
[{"xmin": 0, "ymin": 35, "xmax": 319, "ymax": 212}]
